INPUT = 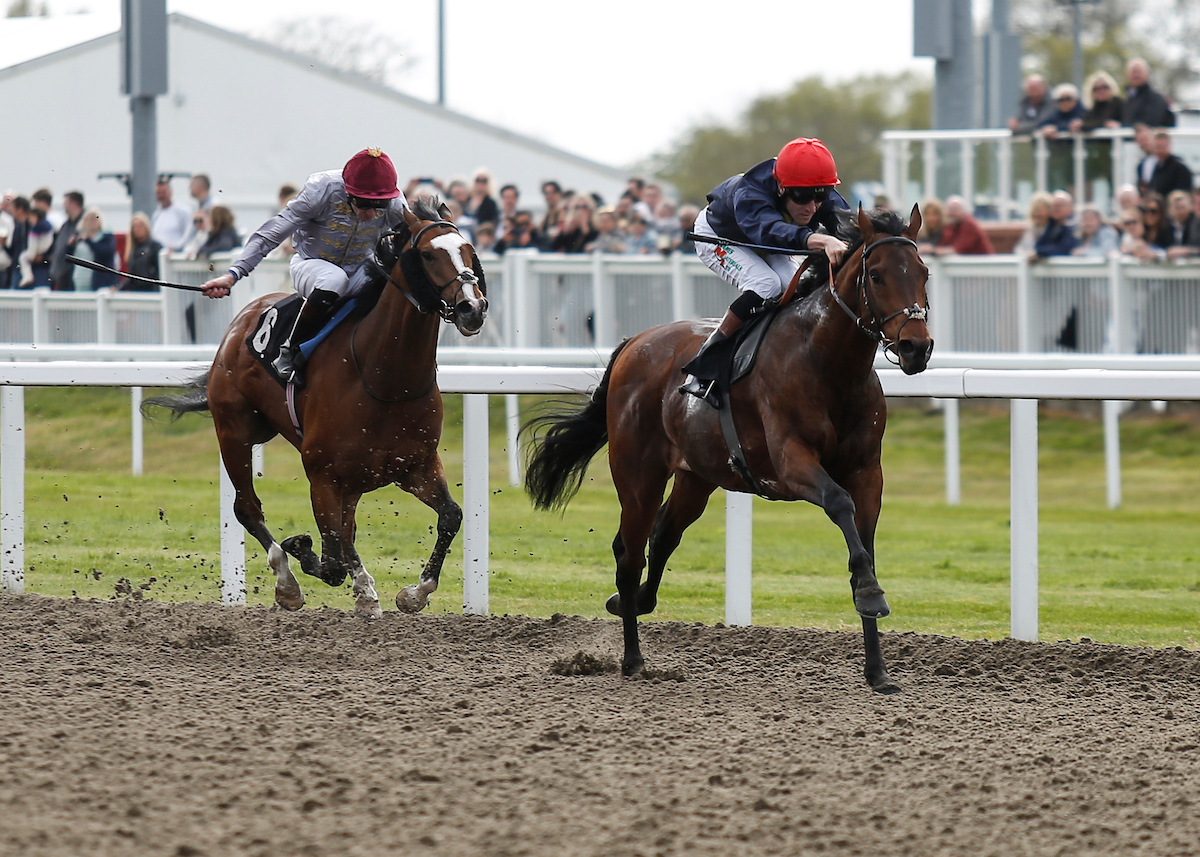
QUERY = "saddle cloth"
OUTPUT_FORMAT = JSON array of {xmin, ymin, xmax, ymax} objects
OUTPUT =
[{"xmin": 245, "ymin": 294, "xmax": 358, "ymax": 387}]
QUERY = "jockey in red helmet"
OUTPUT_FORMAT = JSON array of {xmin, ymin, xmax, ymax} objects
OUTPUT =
[
  {"xmin": 200, "ymin": 148, "xmax": 409, "ymax": 386},
  {"xmin": 680, "ymin": 137, "xmax": 850, "ymax": 405}
]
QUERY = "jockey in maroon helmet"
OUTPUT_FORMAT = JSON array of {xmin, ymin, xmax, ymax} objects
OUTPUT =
[
  {"xmin": 200, "ymin": 148, "xmax": 409, "ymax": 386},
  {"xmin": 680, "ymin": 137, "xmax": 850, "ymax": 405}
]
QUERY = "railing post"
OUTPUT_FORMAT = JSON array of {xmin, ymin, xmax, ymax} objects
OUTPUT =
[
  {"xmin": 505, "ymin": 393, "xmax": 520, "ymax": 487},
  {"xmin": 31, "ymin": 289, "xmax": 49, "ymax": 344},
  {"xmin": 943, "ymin": 398, "xmax": 961, "ymax": 506},
  {"xmin": 462, "ymin": 394, "xmax": 490, "ymax": 615},
  {"xmin": 591, "ymin": 253, "xmax": 616, "ymax": 348},
  {"xmin": 218, "ymin": 454, "xmax": 246, "ymax": 605},
  {"xmin": 97, "ymin": 289, "xmax": 116, "ymax": 344},
  {"xmin": 922, "ymin": 139, "xmax": 937, "ymax": 201},
  {"xmin": 1016, "ymin": 254, "xmax": 1032, "ymax": 353},
  {"xmin": 1072, "ymin": 134, "xmax": 1087, "ymax": 203},
  {"xmin": 1, "ymin": 386, "xmax": 25, "ymax": 594},
  {"xmin": 1010, "ymin": 399, "xmax": 1038, "ymax": 641},
  {"xmin": 998, "ymin": 135, "xmax": 1014, "ymax": 222},
  {"xmin": 725, "ymin": 490, "xmax": 753, "ymax": 626},
  {"xmin": 1034, "ymin": 134, "xmax": 1049, "ymax": 194},
  {"xmin": 670, "ymin": 251, "xmax": 691, "ymax": 321},
  {"xmin": 131, "ymin": 387, "xmax": 144, "ymax": 476},
  {"xmin": 1103, "ymin": 399, "xmax": 1123, "ymax": 510},
  {"xmin": 511, "ymin": 252, "xmax": 535, "ymax": 348},
  {"xmin": 960, "ymin": 138, "xmax": 974, "ymax": 206}
]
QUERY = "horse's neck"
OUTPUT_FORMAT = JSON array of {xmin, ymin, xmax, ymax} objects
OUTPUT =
[
  {"xmin": 354, "ymin": 283, "xmax": 440, "ymax": 395},
  {"xmin": 806, "ymin": 251, "xmax": 879, "ymax": 380}
]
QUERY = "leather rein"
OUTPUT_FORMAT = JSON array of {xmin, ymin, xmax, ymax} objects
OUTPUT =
[{"xmin": 826, "ymin": 235, "xmax": 929, "ymax": 362}]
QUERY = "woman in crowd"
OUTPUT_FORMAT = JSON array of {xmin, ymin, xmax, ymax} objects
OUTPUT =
[
  {"xmin": 196, "ymin": 205, "xmax": 242, "ymax": 259},
  {"xmin": 1015, "ymin": 192, "xmax": 1054, "ymax": 256},
  {"xmin": 122, "ymin": 212, "xmax": 162, "ymax": 291},
  {"xmin": 915, "ymin": 197, "xmax": 945, "ymax": 255},
  {"xmin": 1118, "ymin": 207, "xmax": 1165, "ymax": 262},
  {"xmin": 1140, "ymin": 192, "xmax": 1170, "ymax": 247},
  {"xmin": 463, "ymin": 170, "xmax": 499, "ymax": 227},
  {"xmin": 551, "ymin": 194, "xmax": 598, "ymax": 253},
  {"xmin": 73, "ymin": 207, "xmax": 119, "ymax": 290},
  {"xmin": 1071, "ymin": 71, "xmax": 1125, "ymax": 132},
  {"xmin": 585, "ymin": 206, "xmax": 626, "ymax": 253}
]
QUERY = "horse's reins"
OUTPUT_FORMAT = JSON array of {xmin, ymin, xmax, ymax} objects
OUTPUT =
[{"xmin": 827, "ymin": 235, "xmax": 928, "ymax": 363}]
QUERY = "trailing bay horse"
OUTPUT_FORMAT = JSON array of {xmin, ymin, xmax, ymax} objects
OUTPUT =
[
  {"xmin": 146, "ymin": 198, "xmax": 488, "ymax": 618},
  {"xmin": 524, "ymin": 206, "xmax": 931, "ymax": 692}
]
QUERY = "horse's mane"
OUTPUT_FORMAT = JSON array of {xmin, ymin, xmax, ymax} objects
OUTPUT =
[{"xmin": 831, "ymin": 207, "xmax": 910, "ymax": 258}]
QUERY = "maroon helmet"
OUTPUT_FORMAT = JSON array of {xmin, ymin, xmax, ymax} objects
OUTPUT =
[{"xmin": 343, "ymin": 147, "xmax": 400, "ymax": 200}]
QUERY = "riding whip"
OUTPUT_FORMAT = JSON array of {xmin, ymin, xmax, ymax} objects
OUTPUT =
[
  {"xmin": 66, "ymin": 255, "xmax": 207, "ymax": 293},
  {"xmin": 685, "ymin": 232, "xmax": 824, "ymax": 256}
]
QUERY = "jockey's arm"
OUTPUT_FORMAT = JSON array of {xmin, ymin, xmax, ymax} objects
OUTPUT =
[
  {"xmin": 806, "ymin": 232, "xmax": 848, "ymax": 265},
  {"xmin": 202, "ymin": 271, "xmax": 236, "ymax": 299}
]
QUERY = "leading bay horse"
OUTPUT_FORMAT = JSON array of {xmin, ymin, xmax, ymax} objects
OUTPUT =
[
  {"xmin": 524, "ymin": 206, "xmax": 931, "ymax": 692},
  {"xmin": 147, "ymin": 198, "xmax": 488, "ymax": 617}
]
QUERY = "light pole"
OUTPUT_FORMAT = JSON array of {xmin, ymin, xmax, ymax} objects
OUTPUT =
[{"xmin": 1057, "ymin": 0, "xmax": 1100, "ymax": 91}]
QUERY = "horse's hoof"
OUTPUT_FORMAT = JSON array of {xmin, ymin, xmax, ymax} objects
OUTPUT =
[
  {"xmin": 621, "ymin": 656, "xmax": 644, "ymax": 677},
  {"xmin": 854, "ymin": 590, "xmax": 890, "ymax": 619},
  {"xmin": 872, "ymin": 681, "xmax": 902, "ymax": 695},
  {"xmin": 281, "ymin": 534, "xmax": 312, "ymax": 558},
  {"xmin": 395, "ymin": 584, "xmax": 430, "ymax": 614},
  {"xmin": 605, "ymin": 592, "xmax": 657, "ymax": 616},
  {"xmin": 354, "ymin": 598, "xmax": 383, "ymax": 619},
  {"xmin": 275, "ymin": 585, "xmax": 305, "ymax": 611}
]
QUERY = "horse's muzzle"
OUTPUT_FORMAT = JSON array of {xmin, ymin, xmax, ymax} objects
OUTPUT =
[
  {"xmin": 897, "ymin": 336, "xmax": 934, "ymax": 375},
  {"xmin": 454, "ymin": 298, "xmax": 488, "ymax": 336}
]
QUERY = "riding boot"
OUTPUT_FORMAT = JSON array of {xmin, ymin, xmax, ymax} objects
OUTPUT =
[
  {"xmin": 272, "ymin": 289, "xmax": 340, "ymax": 387},
  {"xmin": 679, "ymin": 315, "xmax": 744, "ymax": 407}
]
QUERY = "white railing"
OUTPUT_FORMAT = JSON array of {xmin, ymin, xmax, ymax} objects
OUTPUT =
[
  {"xmin": 880, "ymin": 127, "xmax": 1200, "ymax": 222},
  {"xmin": 2, "ymin": 361, "xmax": 1199, "ymax": 642}
]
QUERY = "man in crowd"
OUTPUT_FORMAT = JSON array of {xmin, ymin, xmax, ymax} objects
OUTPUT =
[
  {"xmin": 1008, "ymin": 74, "xmax": 1055, "ymax": 135},
  {"xmin": 48, "ymin": 190, "xmax": 84, "ymax": 290},
  {"xmin": 1163, "ymin": 189, "xmax": 1200, "ymax": 260},
  {"xmin": 1147, "ymin": 130, "xmax": 1193, "ymax": 199},
  {"xmin": 933, "ymin": 196, "xmax": 994, "ymax": 255},
  {"xmin": 150, "ymin": 177, "xmax": 192, "ymax": 252},
  {"xmin": 1033, "ymin": 191, "xmax": 1079, "ymax": 258},
  {"xmin": 1122, "ymin": 57, "xmax": 1175, "ymax": 128}
]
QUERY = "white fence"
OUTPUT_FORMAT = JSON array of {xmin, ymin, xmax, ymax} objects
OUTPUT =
[{"xmin": 2, "ymin": 360, "xmax": 1200, "ymax": 642}]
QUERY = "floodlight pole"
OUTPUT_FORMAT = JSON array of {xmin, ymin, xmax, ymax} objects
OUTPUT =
[{"xmin": 120, "ymin": 0, "xmax": 168, "ymax": 217}]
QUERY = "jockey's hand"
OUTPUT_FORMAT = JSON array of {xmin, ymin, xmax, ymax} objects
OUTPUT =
[
  {"xmin": 808, "ymin": 233, "xmax": 848, "ymax": 266},
  {"xmin": 202, "ymin": 272, "xmax": 235, "ymax": 299}
]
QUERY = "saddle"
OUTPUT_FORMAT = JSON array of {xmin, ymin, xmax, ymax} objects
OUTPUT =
[{"xmin": 246, "ymin": 293, "xmax": 359, "ymax": 388}]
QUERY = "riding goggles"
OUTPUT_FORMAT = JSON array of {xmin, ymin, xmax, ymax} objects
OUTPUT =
[
  {"xmin": 783, "ymin": 186, "xmax": 832, "ymax": 205},
  {"xmin": 348, "ymin": 195, "xmax": 392, "ymax": 210}
]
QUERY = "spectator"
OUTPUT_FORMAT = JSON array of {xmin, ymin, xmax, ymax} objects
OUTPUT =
[
  {"xmin": 622, "ymin": 210, "xmax": 659, "ymax": 255},
  {"xmin": 1115, "ymin": 183, "xmax": 1141, "ymax": 215},
  {"xmin": 150, "ymin": 178, "xmax": 191, "ymax": 251},
  {"xmin": 585, "ymin": 207, "xmax": 627, "ymax": 253},
  {"xmin": 653, "ymin": 199, "xmax": 682, "ymax": 252},
  {"xmin": 463, "ymin": 169, "xmax": 499, "ymax": 227},
  {"xmin": 495, "ymin": 184, "xmax": 519, "ymax": 241},
  {"xmin": 1009, "ymin": 74, "xmax": 1055, "ymax": 135},
  {"xmin": 190, "ymin": 173, "xmax": 213, "ymax": 211},
  {"xmin": 1122, "ymin": 57, "xmax": 1175, "ymax": 128},
  {"xmin": 1015, "ymin": 192, "xmax": 1054, "ymax": 256},
  {"xmin": 935, "ymin": 196, "xmax": 994, "ymax": 255},
  {"xmin": 73, "ymin": 207, "xmax": 119, "ymax": 290},
  {"xmin": 637, "ymin": 182, "xmax": 664, "ymax": 224},
  {"xmin": 1033, "ymin": 190, "xmax": 1079, "ymax": 258},
  {"xmin": 273, "ymin": 184, "xmax": 300, "ymax": 259},
  {"xmin": 177, "ymin": 209, "xmax": 210, "ymax": 260},
  {"xmin": 675, "ymin": 204, "xmax": 699, "ymax": 254},
  {"xmin": 915, "ymin": 197, "xmax": 945, "ymax": 255},
  {"xmin": 1147, "ymin": 130, "xmax": 1193, "ymax": 199},
  {"xmin": 539, "ymin": 180, "xmax": 565, "ymax": 238},
  {"xmin": 1140, "ymin": 192, "xmax": 1170, "ymax": 247},
  {"xmin": 196, "ymin": 205, "xmax": 242, "ymax": 259},
  {"xmin": 473, "ymin": 221, "xmax": 497, "ymax": 253},
  {"xmin": 6, "ymin": 196, "xmax": 30, "ymax": 289},
  {"xmin": 494, "ymin": 210, "xmax": 544, "ymax": 253},
  {"xmin": 1163, "ymin": 189, "xmax": 1200, "ymax": 260},
  {"xmin": 1118, "ymin": 207, "xmax": 1164, "ymax": 263},
  {"xmin": 1071, "ymin": 206, "xmax": 1120, "ymax": 258},
  {"xmin": 1072, "ymin": 71, "xmax": 1124, "ymax": 132},
  {"xmin": 1132, "ymin": 124, "xmax": 1158, "ymax": 195},
  {"xmin": 32, "ymin": 188, "xmax": 63, "ymax": 230},
  {"xmin": 612, "ymin": 191, "xmax": 637, "ymax": 229},
  {"xmin": 122, "ymin": 212, "xmax": 162, "ymax": 291},
  {"xmin": 1041, "ymin": 84, "xmax": 1085, "ymax": 192},
  {"xmin": 550, "ymin": 194, "xmax": 598, "ymax": 253},
  {"xmin": 49, "ymin": 190, "xmax": 84, "ymax": 290},
  {"xmin": 18, "ymin": 196, "xmax": 53, "ymax": 288},
  {"xmin": 0, "ymin": 192, "xmax": 14, "ymax": 287}
]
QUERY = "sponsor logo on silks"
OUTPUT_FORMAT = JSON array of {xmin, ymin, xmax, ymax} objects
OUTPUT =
[{"xmin": 713, "ymin": 243, "xmax": 744, "ymax": 272}]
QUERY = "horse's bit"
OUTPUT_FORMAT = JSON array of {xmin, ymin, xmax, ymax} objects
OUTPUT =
[{"xmin": 827, "ymin": 235, "xmax": 928, "ymax": 361}]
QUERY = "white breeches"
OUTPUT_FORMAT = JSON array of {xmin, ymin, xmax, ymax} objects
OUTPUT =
[
  {"xmin": 693, "ymin": 207, "xmax": 799, "ymax": 301},
  {"xmin": 289, "ymin": 256, "xmax": 373, "ymax": 298}
]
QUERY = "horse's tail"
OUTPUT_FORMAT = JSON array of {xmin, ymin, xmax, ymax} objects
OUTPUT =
[
  {"xmin": 523, "ymin": 340, "xmax": 630, "ymax": 512},
  {"xmin": 141, "ymin": 372, "xmax": 210, "ymax": 420}
]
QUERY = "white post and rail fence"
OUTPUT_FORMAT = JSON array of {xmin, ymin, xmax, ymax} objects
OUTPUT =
[{"xmin": 1, "ymin": 361, "xmax": 1198, "ymax": 643}]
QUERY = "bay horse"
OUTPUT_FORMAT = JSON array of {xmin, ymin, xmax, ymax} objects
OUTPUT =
[
  {"xmin": 524, "ymin": 206, "xmax": 931, "ymax": 692},
  {"xmin": 146, "ymin": 199, "xmax": 488, "ymax": 618}
]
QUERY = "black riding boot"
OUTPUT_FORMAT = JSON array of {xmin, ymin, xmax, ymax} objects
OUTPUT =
[
  {"xmin": 679, "ymin": 328, "xmax": 736, "ymax": 407},
  {"xmin": 272, "ymin": 289, "xmax": 339, "ymax": 387}
]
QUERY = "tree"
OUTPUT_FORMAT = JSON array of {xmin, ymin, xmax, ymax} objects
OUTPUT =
[
  {"xmin": 649, "ymin": 73, "xmax": 931, "ymax": 207},
  {"xmin": 264, "ymin": 16, "xmax": 415, "ymax": 88}
]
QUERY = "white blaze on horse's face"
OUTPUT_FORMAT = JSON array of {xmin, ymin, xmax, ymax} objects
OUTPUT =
[{"xmin": 429, "ymin": 232, "xmax": 483, "ymax": 305}]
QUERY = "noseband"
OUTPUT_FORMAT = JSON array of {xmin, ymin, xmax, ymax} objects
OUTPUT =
[
  {"xmin": 827, "ymin": 235, "xmax": 928, "ymax": 360},
  {"xmin": 386, "ymin": 219, "xmax": 481, "ymax": 322}
]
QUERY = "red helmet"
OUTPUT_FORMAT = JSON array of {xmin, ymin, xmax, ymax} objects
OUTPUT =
[
  {"xmin": 773, "ymin": 138, "xmax": 840, "ymax": 188},
  {"xmin": 343, "ymin": 147, "xmax": 400, "ymax": 200}
]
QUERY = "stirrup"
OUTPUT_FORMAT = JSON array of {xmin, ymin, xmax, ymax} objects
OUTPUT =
[
  {"xmin": 272, "ymin": 344, "xmax": 306, "ymax": 387},
  {"xmin": 678, "ymin": 375, "xmax": 721, "ymax": 409}
]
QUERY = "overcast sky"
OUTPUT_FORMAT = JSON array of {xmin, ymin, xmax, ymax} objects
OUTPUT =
[{"xmin": 39, "ymin": 0, "xmax": 939, "ymax": 168}]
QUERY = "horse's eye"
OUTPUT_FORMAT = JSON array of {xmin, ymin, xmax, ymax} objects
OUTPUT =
[
  {"xmin": 421, "ymin": 251, "xmax": 436, "ymax": 262},
  {"xmin": 870, "ymin": 270, "xmax": 882, "ymax": 284}
]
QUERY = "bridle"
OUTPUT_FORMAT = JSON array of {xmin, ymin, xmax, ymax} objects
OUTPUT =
[
  {"xmin": 827, "ymin": 235, "xmax": 929, "ymax": 363},
  {"xmin": 381, "ymin": 219, "xmax": 482, "ymax": 323}
]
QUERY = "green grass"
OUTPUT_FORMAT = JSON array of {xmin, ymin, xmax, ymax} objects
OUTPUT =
[{"xmin": 15, "ymin": 388, "xmax": 1200, "ymax": 649}]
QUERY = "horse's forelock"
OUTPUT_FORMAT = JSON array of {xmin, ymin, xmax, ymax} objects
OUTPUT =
[
  {"xmin": 836, "ymin": 207, "xmax": 910, "ymax": 256},
  {"xmin": 409, "ymin": 196, "xmax": 444, "ymax": 223}
]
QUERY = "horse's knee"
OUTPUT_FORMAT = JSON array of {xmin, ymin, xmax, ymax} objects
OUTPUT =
[{"xmin": 439, "ymin": 501, "xmax": 463, "ymax": 537}]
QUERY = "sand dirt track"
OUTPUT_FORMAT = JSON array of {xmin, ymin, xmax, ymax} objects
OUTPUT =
[{"xmin": 1, "ymin": 594, "xmax": 1199, "ymax": 856}]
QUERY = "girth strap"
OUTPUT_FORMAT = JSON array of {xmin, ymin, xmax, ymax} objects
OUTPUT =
[{"xmin": 718, "ymin": 397, "xmax": 762, "ymax": 496}]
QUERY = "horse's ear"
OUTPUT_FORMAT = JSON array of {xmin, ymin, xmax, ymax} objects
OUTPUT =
[
  {"xmin": 437, "ymin": 201, "xmax": 454, "ymax": 222},
  {"xmin": 904, "ymin": 202, "xmax": 922, "ymax": 241},
  {"xmin": 856, "ymin": 204, "xmax": 876, "ymax": 243}
]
